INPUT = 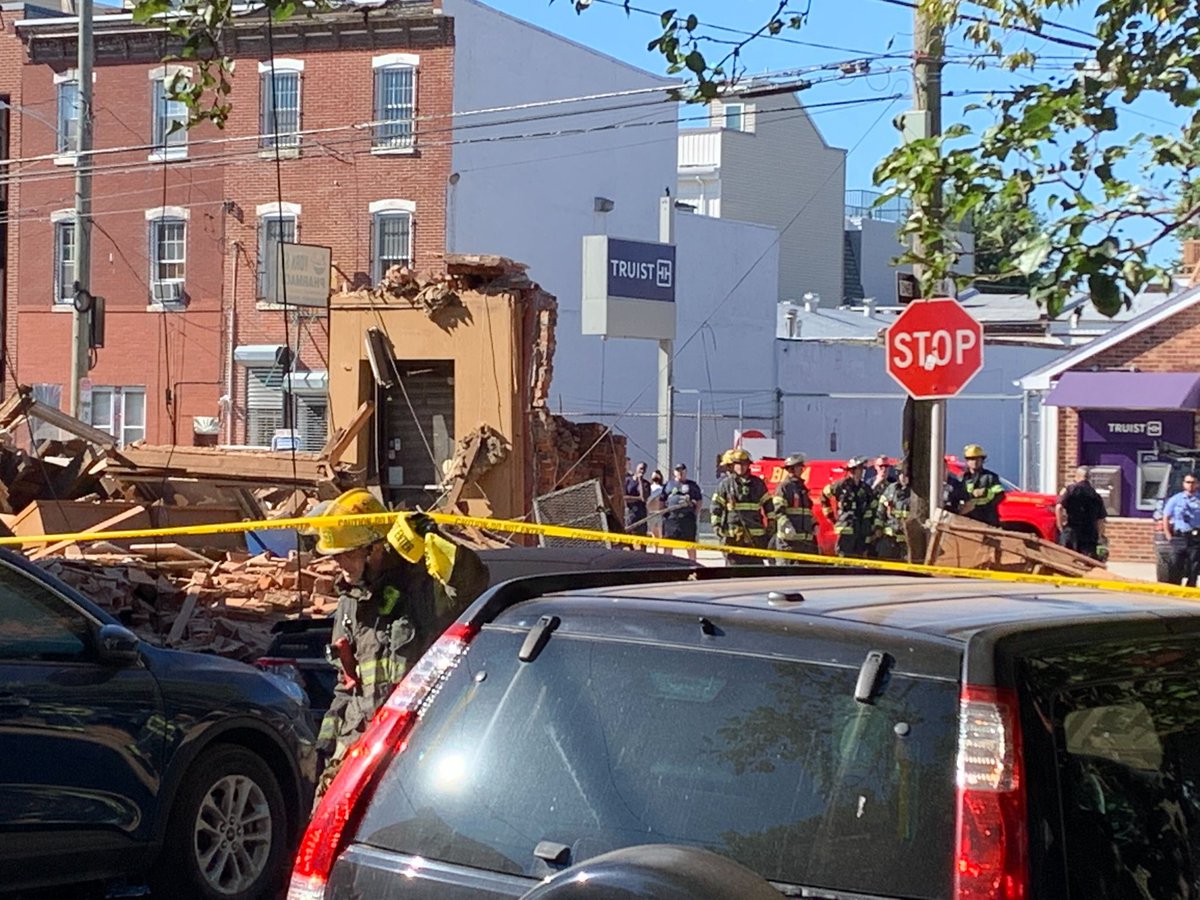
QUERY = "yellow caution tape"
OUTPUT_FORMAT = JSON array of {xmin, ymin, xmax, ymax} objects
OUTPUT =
[{"xmin": 2, "ymin": 508, "xmax": 1196, "ymax": 601}]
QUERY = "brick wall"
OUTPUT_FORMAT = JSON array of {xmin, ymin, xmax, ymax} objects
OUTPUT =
[
  {"xmin": 1106, "ymin": 517, "xmax": 1156, "ymax": 563},
  {"xmin": 9, "ymin": 6, "xmax": 454, "ymax": 445}
]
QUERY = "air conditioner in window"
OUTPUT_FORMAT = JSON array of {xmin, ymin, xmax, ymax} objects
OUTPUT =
[{"xmin": 151, "ymin": 280, "xmax": 184, "ymax": 304}]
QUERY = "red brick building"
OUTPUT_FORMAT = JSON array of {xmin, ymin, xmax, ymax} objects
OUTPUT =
[
  {"xmin": 1019, "ymin": 283, "xmax": 1200, "ymax": 563},
  {"xmin": 4, "ymin": 0, "xmax": 453, "ymax": 448}
]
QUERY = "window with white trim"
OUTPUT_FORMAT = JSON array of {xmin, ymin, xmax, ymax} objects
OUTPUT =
[
  {"xmin": 260, "ymin": 62, "xmax": 301, "ymax": 149},
  {"xmin": 151, "ymin": 77, "xmax": 187, "ymax": 155},
  {"xmin": 245, "ymin": 365, "xmax": 285, "ymax": 448},
  {"xmin": 90, "ymin": 387, "xmax": 146, "ymax": 448},
  {"xmin": 149, "ymin": 216, "xmax": 187, "ymax": 305},
  {"xmin": 53, "ymin": 219, "xmax": 76, "ymax": 306},
  {"xmin": 30, "ymin": 385, "xmax": 64, "ymax": 443},
  {"xmin": 258, "ymin": 213, "xmax": 297, "ymax": 301},
  {"xmin": 723, "ymin": 102, "xmax": 745, "ymax": 131},
  {"xmin": 373, "ymin": 62, "xmax": 416, "ymax": 150},
  {"xmin": 372, "ymin": 210, "xmax": 412, "ymax": 284},
  {"xmin": 56, "ymin": 79, "xmax": 79, "ymax": 155}
]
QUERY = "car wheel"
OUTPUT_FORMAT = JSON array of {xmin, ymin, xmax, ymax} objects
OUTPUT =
[{"xmin": 155, "ymin": 745, "xmax": 288, "ymax": 900}]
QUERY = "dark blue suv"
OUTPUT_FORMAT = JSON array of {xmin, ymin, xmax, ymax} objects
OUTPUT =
[{"xmin": 0, "ymin": 548, "xmax": 316, "ymax": 899}]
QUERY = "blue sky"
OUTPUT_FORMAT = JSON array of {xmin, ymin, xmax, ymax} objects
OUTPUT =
[{"xmin": 480, "ymin": 1, "xmax": 1190, "ymax": 267}]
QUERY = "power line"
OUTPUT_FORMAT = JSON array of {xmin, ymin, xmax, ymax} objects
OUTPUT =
[{"xmin": 870, "ymin": 0, "xmax": 1097, "ymax": 51}]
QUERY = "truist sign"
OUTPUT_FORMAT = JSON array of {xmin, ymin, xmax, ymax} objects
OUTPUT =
[
  {"xmin": 582, "ymin": 235, "xmax": 677, "ymax": 340},
  {"xmin": 606, "ymin": 239, "xmax": 675, "ymax": 303}
]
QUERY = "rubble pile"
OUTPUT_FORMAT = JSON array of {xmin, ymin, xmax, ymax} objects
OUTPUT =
[{"xmin": 39, "ymin": 546, "xmax": 343, "ymax": 661}]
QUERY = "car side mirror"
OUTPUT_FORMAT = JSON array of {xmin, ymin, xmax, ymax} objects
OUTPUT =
[{"xmin": 97, "ymin": 623, "xmax": 141, "ymax": 666}]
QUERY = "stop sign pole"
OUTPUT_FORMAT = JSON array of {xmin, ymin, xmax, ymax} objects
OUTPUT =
[{"xmin": 886, "ymin": 297, "xmax": 984, "ymax": 513}]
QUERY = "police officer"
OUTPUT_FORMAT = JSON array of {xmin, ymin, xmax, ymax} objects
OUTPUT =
[
  {"xmin": 662, "ymin": 462, "xmax": 703, "ymax": 561},
  {"xmin": 624, "ymin": 461, "xmax": 651, "ymax": 538},
  {"xmin": 820, "ymin": 456, "xmax": 879, "ymax": 558},
  {"xmin": 960, "ymin": 444, "xmax": 1006, "ymax": 527},
  {"xmin": 314, "ymin": 489, "xmax": 488, "ymax": 796},
  {"xmin": 1057, "ymin": 466, "xmax": 1108, "ymax": 560},
  {"xmin": 710, "ymin": 448, "xmax": 772, "ymax": 564},
  {"xmin": 770, "ymin": 453, "xmax": 817, "ymax": 564},
  {"xmin": 876, "ymin": 469, "xmax": 912, "ymax": 561},
  {"xmin": 1163, "ymin": 473, "xmax": 1200, "ymax": 587}
]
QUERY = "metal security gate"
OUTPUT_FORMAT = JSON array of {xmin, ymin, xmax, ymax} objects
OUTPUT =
[
  {"xmin": 245, "ymin": 365, "xmax": 284, "ymax": 447},
  {"xmin": 378, "ymin": 361, "xmax": 455, "ymax": 507},
  {"xmin": 532, "ymin": 480, "xmax": 610, "ymax": 548}
]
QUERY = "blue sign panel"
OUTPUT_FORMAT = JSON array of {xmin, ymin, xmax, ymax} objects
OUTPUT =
[{"xmin": 607, "ymin": 238, "xmax": 675, "ymax": 303}]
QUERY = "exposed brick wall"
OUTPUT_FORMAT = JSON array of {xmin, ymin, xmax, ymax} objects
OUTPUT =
[
  {"xmin": 1057, "ymin": 407, "xmax": 1080, "ymax": 493},
  {"xmin": 8, "ymin": 7, "xmax": 454, "ymax": 445},
  {"xmin": 1106, "ymin": 517, "xmax": 1156, "ymax": 563},
  {"xmin": 532, "ymin": 411, "xmax": 627, "ymax": 529},
  {"xmin": 0, "ymin": 19, "xmax": 28, "ymax": 394}
]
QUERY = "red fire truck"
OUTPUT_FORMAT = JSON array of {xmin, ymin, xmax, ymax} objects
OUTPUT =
[{"xmin": 748, "ymin": 456, "xmax": 1059, "ymax": 555}]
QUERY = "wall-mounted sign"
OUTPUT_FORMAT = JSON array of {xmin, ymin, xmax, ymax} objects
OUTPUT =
[
  {"xmin": 581, "ymin": 235, "xmax": 677, "ymax": 340},
  {"xmin": 267, "ymin": 242, "xmax": 332, "ymax": 309}
]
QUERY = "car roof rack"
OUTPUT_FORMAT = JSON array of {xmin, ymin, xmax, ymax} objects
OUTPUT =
[{"xmin": 466, "ymin": 563, "xmax": 928, "ymax": 627}]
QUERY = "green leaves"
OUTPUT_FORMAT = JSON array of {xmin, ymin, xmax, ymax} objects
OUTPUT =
[{"xmin": 1013, "ymin": 233, "xmax": 1052, "ymax": 275}]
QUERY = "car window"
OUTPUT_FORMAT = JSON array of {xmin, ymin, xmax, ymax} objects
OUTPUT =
[
  {"xmin": 1024, "ymin": 638, "xmax": 1200, "ymax": 899},
  {"xmin": 0, "ymin": 564, "xmax": 92, "ymax": 662},
  {"xmin": 355, "ymin": 628, "xmax": 959, "ymax": 897}
]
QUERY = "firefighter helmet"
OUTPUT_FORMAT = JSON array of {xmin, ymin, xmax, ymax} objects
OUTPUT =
[
  {"xmin": 313, "ymin": 488, "xmax": 389, "ymax": 555},
  {"xmin": 963, "ymin": 444, "xmax": 987, "ymax": 460},
  {"xmin": 726, "ymin": 448, "xmax": 752, "ymax": 464},
  {"xmin": 846, "ymin": 456, "xmax": 868, "ymax": 469},
  {"xmin": 783, "ymin": 453, "xmax": 806, "ymax": 468}
]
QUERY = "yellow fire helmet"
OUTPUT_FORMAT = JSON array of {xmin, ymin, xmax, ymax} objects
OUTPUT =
[
  {"xmin": 726, "ymin": 448, "xmax": 752, "ymax": 464},
  {"xmin": 313, "ymin": 488, "xmax": 389, "ymax": 555},
  {"xmin": 963, "ymin": 444, "xmax": 987, "ymax": 460}
]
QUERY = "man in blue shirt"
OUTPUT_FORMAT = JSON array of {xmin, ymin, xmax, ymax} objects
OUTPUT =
[
  {"xmin": 662, "ymin": 463, "xmax": 703, "ymax": 561},
  {"xmin": 1163, "ymin": 473, "xmax": 1200, "ymax": 586}
]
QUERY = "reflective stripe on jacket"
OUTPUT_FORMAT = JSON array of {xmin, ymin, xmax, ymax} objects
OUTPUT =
[
  {"xmin": 711, "ymin": 473, "xmax": 772, "ymax": 538},
  {"xmin": 877, "ymin": 482, "xmax": 911, "ymax": 539},
  {"xmin": 772, "ymin": 476, "xmax": 815, "ymax": 542},
  {"xmin": 820, "ymin": 477, "xmax": 878, "ymax": 536}
]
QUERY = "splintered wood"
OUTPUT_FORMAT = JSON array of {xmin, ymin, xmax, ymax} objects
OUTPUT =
[{"xmin": 37, "ymin": 547, "xmax": 343, "ymax": 662}]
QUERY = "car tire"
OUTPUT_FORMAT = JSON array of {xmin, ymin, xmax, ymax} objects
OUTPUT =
[{"xmin": 153, "ymin": 745, "xmax": 288, "ymax": 900}]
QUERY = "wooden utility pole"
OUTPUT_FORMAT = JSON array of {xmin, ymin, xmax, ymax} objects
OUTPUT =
[
  {"xmin": 69, "ymin": 0, "xmax": 94, "ymax": 418},
  {"xmin": 902, "ymin": 3, "xmax": 944, "ymax": 560}
]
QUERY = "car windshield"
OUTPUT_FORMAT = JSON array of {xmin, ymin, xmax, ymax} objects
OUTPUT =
[{"xmin": 355, "ymin": 627, "xmax": 959, "ymax": 897}]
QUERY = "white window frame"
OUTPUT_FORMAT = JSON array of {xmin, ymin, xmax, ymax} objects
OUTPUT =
[
  {"xmin": 55, "ymin": 76, "xmax": 79, "ymax": 157},
  {"xmin": 146, "ymin": 206, "xmax": 189, "ymax": 307},
  {"xmin": 258, "ymin": 59, "xmax": 304, "ymax": 152},
  {"xmin": 149, "ymin": 66, "xmax": 191, "ymax": 161},
  {"xmin": 256, "ymin": 202, "xmax": 301, "ymax": 305},
  {"xmin": 372, "ymin": 53, "xmax": 418, "ymax": 153},
  {"xmin": 50, "ymin": 209, "xmax": 76, "ymax": 307},
  {"xmin": 369, "ymin": 199, "xmax": 415, "ymax": 284},
  {"xmin": 90, "ymin": 386, "xmax": 146, "ymax": 448},
  {"xmin": 723, "ymin": 101, "xmax": 746, "ymax": 131}
]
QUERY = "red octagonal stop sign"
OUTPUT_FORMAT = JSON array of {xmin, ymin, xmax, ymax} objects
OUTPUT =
[{"xmin": 886, "ymin": 297, "xmax": 983, "ymax": 399}]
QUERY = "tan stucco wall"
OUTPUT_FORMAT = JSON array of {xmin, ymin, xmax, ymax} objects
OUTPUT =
[{"xmin": 328, "ymin": 291, "xmax": 530, "ymax": 519}]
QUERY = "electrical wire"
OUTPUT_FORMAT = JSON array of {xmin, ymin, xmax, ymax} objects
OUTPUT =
[{"xmin": 869, "ymin": 0, "xmax": 1098, "ymax": 51}]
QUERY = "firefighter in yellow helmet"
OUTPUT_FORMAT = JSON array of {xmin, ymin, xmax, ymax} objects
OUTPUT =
[
  {"xmin": 710, "ymin": 448, "xmax": 773, "ymax": 564},
  {"xmin": 960, "ymin": 444, "xmax": 1006, "ymax": 528},
  {"xmin": 313, "ymin": 488, "xmax": 488, "ymax": 796}
]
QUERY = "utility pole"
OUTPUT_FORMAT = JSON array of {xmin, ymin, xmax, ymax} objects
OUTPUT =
[
  {"xmin": 68, "ymin": 0, "xmax": 94, "ymax": 418},
  {"xmin": 656, "ymin": 194, "xmax": 674, "ymax": 474},
  {"xmin": 902, "ymin": 2, "xmax": 944, "ymax": 558}
]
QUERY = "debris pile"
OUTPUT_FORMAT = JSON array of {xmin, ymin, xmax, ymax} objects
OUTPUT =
[{"xmin": 38, "ymin": 544, "xmax": 343, "ymax": 661}]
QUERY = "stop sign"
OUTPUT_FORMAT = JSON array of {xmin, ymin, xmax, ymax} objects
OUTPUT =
[{"xmin": 886, "ymin": 298, "xmax": 983, "ymax": 399}]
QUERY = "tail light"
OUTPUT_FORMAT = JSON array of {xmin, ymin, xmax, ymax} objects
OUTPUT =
[
  {"xmin": 954, "ymin": 685, "xmax": 1028, "ymax": 900},
  {"xmin": 286, "ymin": 622, "xmax": 479, "ymax": 900}
]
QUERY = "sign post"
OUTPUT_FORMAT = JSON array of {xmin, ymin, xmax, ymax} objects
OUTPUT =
[{"xmin": 885, "ymin": 297, "xmax": 984, "ymax": 503}]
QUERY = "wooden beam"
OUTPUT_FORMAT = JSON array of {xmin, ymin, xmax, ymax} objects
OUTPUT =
[
  {"xmin": 29, "ymin": 504, "xmax": 147, "ymax": 561},
  {"xmin": 25, "ymin": 399, "xmax": 118, "ymax": 451},
  {"xmin": 320, "ymin": 400, "xmax": 374, "ymax": 466},
  {"xmin": 0, "ymin": 385, "xmax": 33, "ymax": 430}
]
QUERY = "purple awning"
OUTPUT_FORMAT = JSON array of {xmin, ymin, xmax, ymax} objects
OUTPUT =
[{"xmin": 1044, "ymin": 371, "xmax": 1200, "ymax": 410}]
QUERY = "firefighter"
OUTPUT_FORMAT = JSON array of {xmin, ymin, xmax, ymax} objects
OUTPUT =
[
  {"xmin": 876, "ymin": 469, "xmax": 912, "ymax": 561},
  {"xmin": 711, "ymin": 448, "xmax": 772, "ymax": 565},
  {"xmin": 770, "ymin": 453, "xmax": 817, "ymax": 564},
  {"xmin": 961, "ymin": 444, "xmax": 1006, "ymax": 528},
  {"xmin": 820, "ymin": 456, "xmax": 879, "ymax": 558},
  {"xmin": 314, "ymin": 488, "xmax": 488, "ymax": 797}
]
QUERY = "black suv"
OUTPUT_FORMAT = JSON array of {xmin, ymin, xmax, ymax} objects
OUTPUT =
[
  {"xmin": 289, "ymin": 565, "xmax": 1200, "ymax": 899},
  {"xmin": 0, "ymin": 548, "xmax": 315, "ymax": 899}
]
